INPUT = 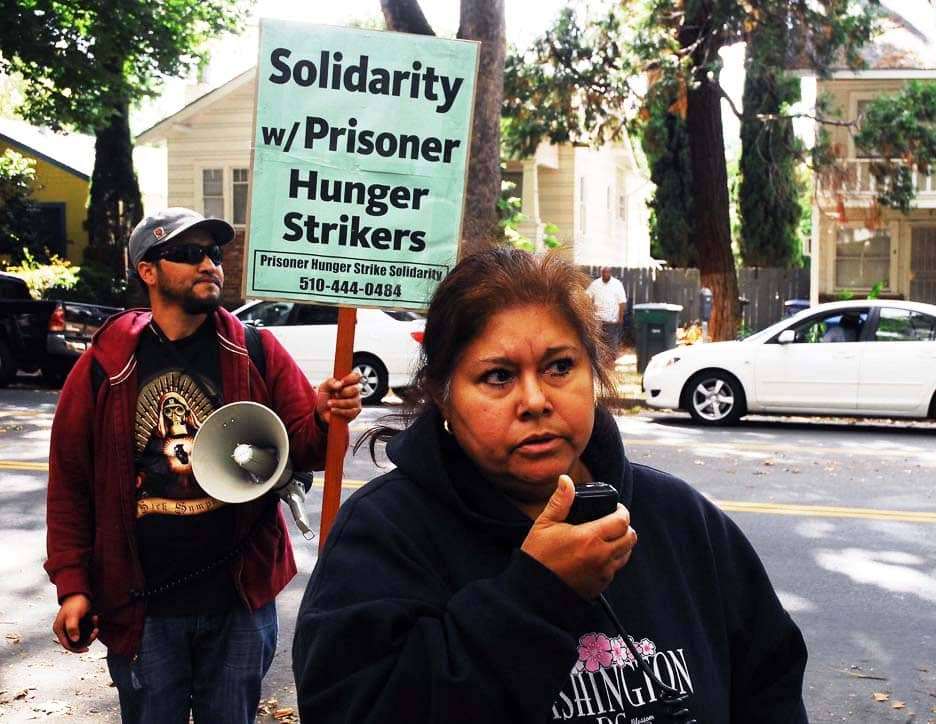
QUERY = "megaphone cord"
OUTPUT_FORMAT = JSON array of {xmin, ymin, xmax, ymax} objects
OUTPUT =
[
  {"xmin": 597, "ymin": 594, "xmax": 698, "ymax": 724},
  {"xmin": 128, "ymin": 506, "xmax": 269, "ymax": 602}
]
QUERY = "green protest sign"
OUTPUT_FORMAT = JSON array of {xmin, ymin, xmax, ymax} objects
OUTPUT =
[{"xmin": 243, "ymin": 20, "xmax": 479, "ymax": 310}]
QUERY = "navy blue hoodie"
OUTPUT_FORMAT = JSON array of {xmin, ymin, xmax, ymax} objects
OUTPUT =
[{"xmin": 293, "ymin": 407, "xmax": 808, "ymax": 723}]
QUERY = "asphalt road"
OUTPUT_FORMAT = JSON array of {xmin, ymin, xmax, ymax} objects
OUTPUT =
[{"xmin": 0, "ymin": 385, "xmax": 933, "ymax": 723}]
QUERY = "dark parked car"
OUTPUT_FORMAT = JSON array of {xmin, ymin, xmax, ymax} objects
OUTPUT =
[{"xmin": 0, "ymin": 271, "xmax": 122, "ymax": 386}]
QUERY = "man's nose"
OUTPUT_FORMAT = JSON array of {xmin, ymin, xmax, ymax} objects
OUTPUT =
[{"xmin": 197, "ymin": 253, "xmax": 221, "ymax": 273}]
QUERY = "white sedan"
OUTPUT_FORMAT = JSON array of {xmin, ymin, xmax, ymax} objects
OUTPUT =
[
  {"xmin": 234, "ymin": 300, "xmax": 424, "ymax": 404},
  {"xmin": 643, "ymin": 299, "xmax": 936, "ymax": 425}
]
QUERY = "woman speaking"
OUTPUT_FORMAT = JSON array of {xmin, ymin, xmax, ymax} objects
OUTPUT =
[{"xmin": 292, "ymin": 248, "xmax": 808, "ymax": 723}]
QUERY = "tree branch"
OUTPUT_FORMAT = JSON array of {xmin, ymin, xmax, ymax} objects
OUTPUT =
[
  {"xmin": 380, "ymin": 0, "xmax": 434, "ymax": 36},
  {"xmin": 715, "ymin": 83, "xmax": 857, "ymax": 128}
]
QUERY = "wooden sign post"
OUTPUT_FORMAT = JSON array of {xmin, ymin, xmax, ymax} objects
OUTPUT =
[{"xmin": 319, "ymin": 307, "xmax": 356, "ymax": 549}]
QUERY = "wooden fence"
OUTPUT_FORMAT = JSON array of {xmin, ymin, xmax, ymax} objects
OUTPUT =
[{"xmin": 580, "ymin": 265, "xmax": 810, "ymax": 333}]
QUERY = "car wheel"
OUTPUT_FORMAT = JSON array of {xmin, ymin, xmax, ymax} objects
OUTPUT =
[
  {"xmin": 0, "ymin": 340, "xmax": 16, "ymax": 387},
  {"xmin": 684, "ymin": 370, "xmax": 746, "ymax": 426},
  {"xmin": 353, "ymin": 354, "xmax": 389, "ymax": 405},
  {"xmin": 41, "ymin": 367, "xmax": 68, "ymax": 388}
]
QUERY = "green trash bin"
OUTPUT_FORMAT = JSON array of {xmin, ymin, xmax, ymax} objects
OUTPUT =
[{"xmin": 634, "ymin": 303, "xmax": 683, "ymax": 373}]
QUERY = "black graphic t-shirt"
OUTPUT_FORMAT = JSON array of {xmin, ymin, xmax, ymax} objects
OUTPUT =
[{"xmin": 134, "ymin": 319, "xmax": 238, "ymax": 616}]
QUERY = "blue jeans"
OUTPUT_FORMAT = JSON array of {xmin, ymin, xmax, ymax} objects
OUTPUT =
[{"xmin": 106, "ymin": 601, "xmax": 277, "ymax": 724}]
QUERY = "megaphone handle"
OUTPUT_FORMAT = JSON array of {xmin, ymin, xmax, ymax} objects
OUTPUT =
[
  {"xmin": 280, "ymin": 479, "xmax": 315, "ymax": 541},
  {"xmin": 293, "ymin": 471, "xmax": 315, "ymax": 493}
]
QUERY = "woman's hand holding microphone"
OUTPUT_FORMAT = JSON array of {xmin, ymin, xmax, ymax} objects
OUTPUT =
[{"xmin": 521, "ymin": 475, "xmax": 638, "ymax": 600}]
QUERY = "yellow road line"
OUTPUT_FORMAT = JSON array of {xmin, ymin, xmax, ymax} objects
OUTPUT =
[
  {"xmin": 714, "ymin": 500, "xmax": 936, "ymax": 523},
  {"xmin": 623, "ymin": 438, "xmax": 932, "ymax": 460},
  {"xmin": 3, "ymin": 462, "xmax": 932, "ymax": 523},
  {"xmin": 0, "ymin": 460, "xmax": 48, "ymax": 471}
]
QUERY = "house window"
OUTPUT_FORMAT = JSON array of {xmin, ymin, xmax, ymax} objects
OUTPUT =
[
  {"xmin": 232, "ymin": 168, "xmax": 249, "ymax": 225},
  {"xmin": 578, "ymin": 177, "xmax": 587, "ymax": 236},
  {"xmin": 616, "ymin": 168, "xmax": 628, "ymax": 221},
  {"xmin": 835, "ymin": 227, "xmax": 890, "ymax": 290},
  {"xmin": 202, "ymin": 169, "xmax": 224, "ymax": 218}
]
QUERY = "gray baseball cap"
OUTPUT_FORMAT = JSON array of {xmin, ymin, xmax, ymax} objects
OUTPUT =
[{"xmin": 128, "ymin": 207, "xmax": 235, "ymax": 268}]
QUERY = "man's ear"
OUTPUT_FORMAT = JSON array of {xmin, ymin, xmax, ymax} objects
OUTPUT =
[{"xmin": 136, "ymin": 260, "xmax": 157, "ymax": 288}]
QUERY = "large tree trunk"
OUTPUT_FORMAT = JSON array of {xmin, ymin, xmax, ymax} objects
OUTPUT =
[
  {"xmin": 87, "ymin": 95, "xmax": 143, "ymax": 278},
  {"xmin": 379, "ymin": 0, "xmax": 433, "ymax": 35},
  {"xmin": 686, "ymin": 74, "xmax": 739, "ymax": 341},
  {"xmin": 456, "ymin": 0, "xmax": 504, "ymax": 256},
  {"xmin": 381, "ymin": 0, "xmax": 504, "ymax": 257},
  {"xmin": 679, "ymin": 1, "xmax": 739, "ymax": 342}
]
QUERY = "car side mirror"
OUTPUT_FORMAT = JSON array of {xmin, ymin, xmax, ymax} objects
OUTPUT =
[{"xmin": 777, "ymin": 329, "xmax": 795, "ymax": 344}]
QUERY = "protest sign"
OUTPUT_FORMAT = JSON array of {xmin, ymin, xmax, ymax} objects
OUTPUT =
[{"xmin": 243, "ymin": 19, "xmax": 479, "ymax": 311}]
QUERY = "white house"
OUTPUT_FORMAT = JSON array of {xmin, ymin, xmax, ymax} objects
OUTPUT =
[
  {"xmin": 502, "ymin": 140, "xmax": 653, "ymax": 268},
  {"xmin": 805, "ymin": 10, "xmax": 936, "ymax": 305}
]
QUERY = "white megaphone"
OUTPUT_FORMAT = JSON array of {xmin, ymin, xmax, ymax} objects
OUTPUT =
[{"xmin": 192, "ymin": 401, "xmax": 315, "ymax": 540}]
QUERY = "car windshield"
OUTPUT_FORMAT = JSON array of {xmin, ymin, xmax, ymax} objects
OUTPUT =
[
  {"xmin": 237, "ymin": 301, "xmax": 295, "ymax": 326},
  {"xmin": 383, "ymin": 310, "xmax": 422, "ymax": 321}
]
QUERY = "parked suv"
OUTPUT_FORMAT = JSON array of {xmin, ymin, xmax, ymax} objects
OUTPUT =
[{"xmin": 0, "ymin": 271, "xmax": 122, "ymax": 386}]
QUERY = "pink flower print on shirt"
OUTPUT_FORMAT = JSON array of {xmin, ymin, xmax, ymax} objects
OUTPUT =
[
  {"xmin": 577, "ymin": 633, "xmax": 613, "ymax": 673},
  {"xmin": 610, "ymin": 636, "xmax": 628, "ymax": 666},
  {"xmin": 636, "ymin": 638, "xmax": 657, "ymax": 657}
]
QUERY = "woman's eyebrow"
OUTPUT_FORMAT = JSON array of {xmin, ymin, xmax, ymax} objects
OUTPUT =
[{"xmin": 475, "ymin": 345, "xmax": 578, "ymax": 366}]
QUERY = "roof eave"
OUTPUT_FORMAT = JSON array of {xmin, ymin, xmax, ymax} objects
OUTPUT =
[{"xmin": 135, "ymin": 67, "xmax": 257, "ymax": 144}]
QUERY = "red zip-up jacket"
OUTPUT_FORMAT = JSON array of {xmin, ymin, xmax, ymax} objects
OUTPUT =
[{"xmin": 45, "ymin": 307, "xmax": 329, "ymax": 656}]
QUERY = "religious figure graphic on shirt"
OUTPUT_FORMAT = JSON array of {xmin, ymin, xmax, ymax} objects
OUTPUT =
[{"xmin": 134, "ymin": 369, "xmax": 224, "ymax": 518}]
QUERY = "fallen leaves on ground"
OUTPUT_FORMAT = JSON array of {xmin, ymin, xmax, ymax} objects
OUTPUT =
[
  {"xmin": 32, "ymin": 700, "xmax": 72, "ymax": 717},
  {"xmin": 873, "ymin": 692, "xmax": 890, "ymax": 702},
  {"xmin": 5, "ymin": 633, "xmax": 22, "ymax": 644},
  {"xmin": 257, "ymin": 698, "xmax": 298, "ymax": 723},
  {"xmin": 0, "ymin": 688, "xmax": 36, "ymax": 704}
]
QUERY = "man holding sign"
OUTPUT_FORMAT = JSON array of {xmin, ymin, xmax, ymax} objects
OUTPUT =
[{"xmin": 45, "ymin": 207, "xmax": 361, "ymax": 723}]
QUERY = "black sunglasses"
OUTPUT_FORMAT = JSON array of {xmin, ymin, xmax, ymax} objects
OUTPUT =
[{"xmin": 150, "ymin": 243, "xmax": 223, "ymax": 266}]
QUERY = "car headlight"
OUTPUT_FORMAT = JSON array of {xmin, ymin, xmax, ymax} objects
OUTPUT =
[{"xmin": 647, "ymin": 355, "xmax": 680, "ymax": 371}]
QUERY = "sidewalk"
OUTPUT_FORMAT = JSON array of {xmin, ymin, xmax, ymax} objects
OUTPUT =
[{"xmin": 604, "ymin": 349, "xmax": 646, "ymax": 410}]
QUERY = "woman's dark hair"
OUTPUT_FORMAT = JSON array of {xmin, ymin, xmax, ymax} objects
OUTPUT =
[{"xmin": 356, "ymin": 246, "xmax": 616, "ymax": 460}]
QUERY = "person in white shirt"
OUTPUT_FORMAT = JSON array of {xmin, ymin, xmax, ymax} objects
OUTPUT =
[{"xmin": 586, "ymin": 267, "xmax": 628, "ymax": 362}]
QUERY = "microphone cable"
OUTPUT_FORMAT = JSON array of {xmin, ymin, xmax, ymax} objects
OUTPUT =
[{"xmin": 597, "ymin": 594, "xmax": 698, "ymax": 724}]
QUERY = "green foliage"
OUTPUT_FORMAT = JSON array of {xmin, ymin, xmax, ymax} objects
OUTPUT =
[
  {"xmin": 866, "ymin": 280, "xmax": 885, "ymax": 300},
  {"xmin": 638, "ymin": 86, "xmax": 694, "ymax": 266},
  {"xmin": 5, "ymin": 250, "xmax": 78, "ymax": 299},
  {"xmin": 45, "ymin": 261, "xmax": 127, "ymax": 306},
  {"xmin": 854, "ymin": 81, "xmax": 936, "ymax": 214},
  {"xmin": 1, "ymin": 0, "xmax": 252, "ymax": 266},
  {"xmin": 502, "ymin": 6, "xmax": 635, "ymax": 158},
  {"xmin": 5, "ymin": 249, "xmax": 127, "ymax": 305},
  {"xmin": 738, "ymin": 63, "xmax": 805, "ymax": 268},
  {"xmin": 0, "ymin": 0, "xmax": 252, "ymax": 133},
  {"xmin": 0, "ymin": 150, "xmax": 46, "ymax": 262}
]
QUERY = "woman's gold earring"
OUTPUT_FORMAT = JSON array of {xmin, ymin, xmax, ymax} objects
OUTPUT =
[{"xmin": 443, "ymin": 418, "xmax": 452, "ymax": 434}]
